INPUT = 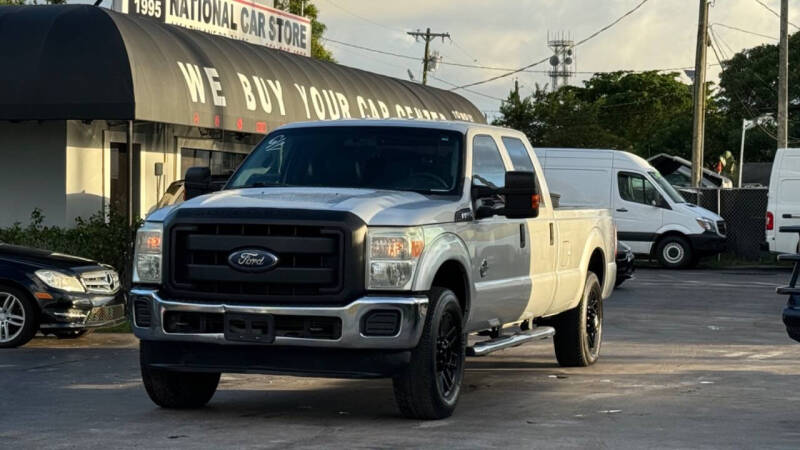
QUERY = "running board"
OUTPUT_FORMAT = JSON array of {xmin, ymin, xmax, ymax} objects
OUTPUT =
[{"xmin": 466, "ymin": 326, "xmax": 556, "ymax": 357}]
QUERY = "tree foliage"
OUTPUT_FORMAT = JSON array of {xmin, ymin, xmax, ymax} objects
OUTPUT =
[
  {"xmin": 494, "ymin": 71, "xmax": 698, "ymax": 159},
  {"xmin": 274, "ymin": 0, "xmax": 334, "ymax": 62}
]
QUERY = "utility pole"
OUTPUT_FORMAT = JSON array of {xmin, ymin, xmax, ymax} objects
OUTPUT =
[
  {"xmin": 778, "ymin": 0, "xmax": 789, "ymax": 150},
  {"xmin": 691, "ymin": 0, "xmax": 710, "ymax": 188},
  {"xmin": 407, "ymin": 28, "xmax": 450, "ymax": 85}
]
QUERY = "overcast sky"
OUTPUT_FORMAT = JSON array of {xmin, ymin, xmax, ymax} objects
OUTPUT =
[{"xmin": 312, "ymin": 0, "xmax": 798, "ymax": 120}]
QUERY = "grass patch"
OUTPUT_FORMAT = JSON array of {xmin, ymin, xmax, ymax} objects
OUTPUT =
[{"xmin": 95, "ymin": 320, "xmax": 132, "ymax": 333}]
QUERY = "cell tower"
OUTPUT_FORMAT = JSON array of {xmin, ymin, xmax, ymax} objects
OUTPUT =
[{"xmin": 547, "ymin": 31, "xmax": 575, "ymax": 92}]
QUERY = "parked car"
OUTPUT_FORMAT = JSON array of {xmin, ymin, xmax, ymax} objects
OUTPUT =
[
  {"xmin": 615, "ymin": 242, "xmax": 635, "ymax": 287},
  {"xmin": 766, "ymin": 148, "xmax": 800, "ymax": 255},
  {"xmin": 0, "ymin": 243, "xmax": 126, "ymax": 348},
  {"xmin": 534, "ymin": 148, "xmax": 727, "ymax": 269},
  {"xmin": 648, "ymin": 153, "xmax": 733, "ymax": 189},
  {"xmin": 149, "ymin": 175, "xmax": 230, "ymax": 214},
  {"xmin": 778, "ymin": 226, "xmax": 800, "ymax": 342},
  {"xmin": 131, "ymin": 120, "xmax": 617, "ymax": 419}
]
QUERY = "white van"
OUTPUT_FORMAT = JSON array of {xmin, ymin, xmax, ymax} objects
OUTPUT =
[
  {"xmin": 535, "ymin": 148, "xmax": 727, "ymax": 268},
  {"xmin": 766, "ymin": 148, "xmax": 800, "ymax": 254}
]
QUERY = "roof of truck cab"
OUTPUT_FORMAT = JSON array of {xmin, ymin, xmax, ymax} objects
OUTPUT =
[{"xmin": 275, "ymin": 119, "xmax": 519, "ymax": 135}]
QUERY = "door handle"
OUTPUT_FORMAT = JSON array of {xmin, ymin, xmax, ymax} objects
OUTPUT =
[
  {"xmin": 783, "ymin": 214, "xmax": 800, "ymax": 219},
  {"xmin": 616, "ymin": 208, "xmax": 629, "ymax": 213},
  {"xmin": 519, "ymin": 224, "xmax": 526, "ymax": 248},
  {"xmin": 549, "ymin": 222, "xmax": 555, "ymax": 246}
]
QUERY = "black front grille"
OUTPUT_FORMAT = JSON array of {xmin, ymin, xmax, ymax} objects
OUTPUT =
[
  {"xmin": 163, "ymin": 208, "xmax": 366, "ymax": 305},
  {"xmin": 717, "ymin": 221, "xmax": 728, "ymax": 236},
  {"xmin": 163, "ymin": 311, "xmax": 341, "ymax": 340}
]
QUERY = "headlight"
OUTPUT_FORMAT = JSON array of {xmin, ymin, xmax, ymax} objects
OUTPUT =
[
  {"xmin": 367, "ymin": 227, "xmax": 425, "ymax": 290},
  {"xmin": 133, "ymin": 222, "xmax": 163, "ymax": 284},
  {"xmin": 35, "ymin": 270, "xmax": 85, "ymax": 293},
  {"xmin": 696, "ymin": 218, "xmax": 714, "ymax": 231}
]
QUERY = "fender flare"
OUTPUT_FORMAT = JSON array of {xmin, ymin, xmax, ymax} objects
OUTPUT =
[
  {"xmin": 411, "ymin": 232, "xmax": 473, "ymax": 316},
  {"xmin": 568, "ymin": 227, "xmax": 608, "ymax": 310}
]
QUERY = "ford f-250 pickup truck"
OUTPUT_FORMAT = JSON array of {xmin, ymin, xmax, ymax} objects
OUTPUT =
[{"xmin": 131, "ymin": 120, "xmax": 616, "ymax": 419}]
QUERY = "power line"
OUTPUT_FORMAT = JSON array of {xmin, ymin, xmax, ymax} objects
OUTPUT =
[
  {"xmin": 322, "ymin": 37, "xmax": 419, "ymax": 61},
  {"xmin": 711, "ymin": 23, "xmax": 776, "ymax": 40},
  {"xmin": 753, "ymin": 0, "xmax": 799, "ymax": 30},
  {"xmin": 325, "ymin": 35, "xmax": 703, "ymax": 75},
  {"xmin": 449, "ymin": 38, "xmax": 481, "ymax": 63},
  {"xmin": 708, "ymin": 36, "xmax": 800, "ymax": 143},
  {"xmin": 428, "ymin": 75, "xmax": 505, "ymax": 101},
  {"xmin": 450, "ymin": 0, "xmax": 653, "ymax": 90},
  {"xmin": 320, "ymin": 0, "xmax": 404, "ymax": 33}
]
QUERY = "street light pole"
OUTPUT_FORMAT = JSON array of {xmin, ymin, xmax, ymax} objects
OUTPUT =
[{"xmin": 739, "ymin": 119, "xmax": 751, "ymax": 188}]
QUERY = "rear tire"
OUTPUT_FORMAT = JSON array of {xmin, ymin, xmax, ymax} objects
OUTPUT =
[
  {"xmin": 140, "ymin": 344, "xmax": 220, "ymax": 409},
  {"xmin": 552, "ymin": 272, "xmax": 603, "ymax": 367},
  {"xmin": 0, "ymin": 285, "xmax": 38, "ymax": 349},
  {"xmin": 393, "ymin": 287, "xmax": 465, "ymax": 420},
  {"xmin": 655, "ymin": 235, "xmax": 693, "ymax": 269}
]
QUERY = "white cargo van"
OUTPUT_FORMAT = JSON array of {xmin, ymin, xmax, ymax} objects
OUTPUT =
[
  {"xmin": 766, "ymin": 148, "xmax": 800, "ymax": 254},
  {"xmin": 535, "ymin": 148, "xmax": 727, "ymax": 268}
]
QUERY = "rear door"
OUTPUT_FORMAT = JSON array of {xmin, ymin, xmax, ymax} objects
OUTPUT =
[
  {"xmin": 466, "ymin": 134, "xmax": 530, "ymax": 329},
  {"xmin": 614, "ymin": 171, "xmax": 664, "ymax": 254},
  {"xmin": 500, "ymin": 136, "xmax": 556, "ymax": 317},
  {"xmin": 775, "ymin": 150, "xmax": 800, "ymax": 253}
]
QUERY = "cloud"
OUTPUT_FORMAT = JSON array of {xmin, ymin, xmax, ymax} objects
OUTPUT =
[{"xmin": 317, "ymin": 0, "xmax": 798, "ymax": 115}]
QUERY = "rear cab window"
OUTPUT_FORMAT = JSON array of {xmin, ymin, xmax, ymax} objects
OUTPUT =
[{"xmin": 500, "ymin": 135, "xmax": 545, "ymax": 207}]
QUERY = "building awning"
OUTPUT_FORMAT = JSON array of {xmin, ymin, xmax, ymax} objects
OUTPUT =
[{"xmin": 0, "ymin": 5, "xmax": 485, "ymax": 134}]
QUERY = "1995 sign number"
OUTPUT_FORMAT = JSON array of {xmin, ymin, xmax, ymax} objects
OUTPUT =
[{"xmin": 130, "ymin": 0, "xmax": 164, "ymax": 20}]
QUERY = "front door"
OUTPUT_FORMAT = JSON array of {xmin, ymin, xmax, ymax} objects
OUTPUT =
[
  {"xmin": 614, "ymin": 171, "xmax": 664, "ymax": 254},
  {"xmin": 466, "ymin": 134, "xmax": 530, "ymax": 330}
]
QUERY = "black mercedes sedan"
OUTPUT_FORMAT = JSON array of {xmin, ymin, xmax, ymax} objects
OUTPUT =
[{"xmin": 0, "ymin": 243, "xmax": 126, "ymax": 348}]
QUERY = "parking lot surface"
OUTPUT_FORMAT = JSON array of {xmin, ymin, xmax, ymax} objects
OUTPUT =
[{"xmin": 1, "ymin": 268, "xmax": 799, "ymax": 449}]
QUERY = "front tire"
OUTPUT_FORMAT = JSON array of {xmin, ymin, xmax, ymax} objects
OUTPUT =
[
  {"xmin": 655, "ymin": 235, "xmax": 693, "ymax": 269},
  {"xmin": 140, "ymin": 344, "xmax": 220, "ymax": 409},
  {"xmin": 0, "ymin": 285, "xmax": 38, "ymax": 349},
  {"xmin": 393, "ymin": 287, "xmax": 465, "ymax": 420},
  {"xmin": 552, "ymin": 272, "xmax": 603, "ymax": 367}
]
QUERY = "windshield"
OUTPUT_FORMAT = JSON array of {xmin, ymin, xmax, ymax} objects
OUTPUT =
[
  {"xmin": 227, "ymin": 126, "xmax": 464, "ymax": 194},
  {"xmin": 648, "ymin": 170, "xmax": 686, "ymax": 203}
]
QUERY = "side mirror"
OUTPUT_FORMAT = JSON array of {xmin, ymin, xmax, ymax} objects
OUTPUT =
[
  {"xmin": 503, "ymin": 171, "xmax": 540, "ymax": 219},
  {"xmin": 471, "ymin": 171, "xmax": 540, "ymax": 219},
  {"xmin": 184, "ymin": 166, "xmax": 211, "ymax": 200}
]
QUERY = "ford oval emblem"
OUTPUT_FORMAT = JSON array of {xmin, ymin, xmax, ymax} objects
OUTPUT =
[{"xmin": 227, "ymin": 249, "xmax": 279, "ymax": 273}]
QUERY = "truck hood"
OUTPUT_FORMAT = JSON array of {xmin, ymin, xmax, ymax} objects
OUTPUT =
[{"xmin": 151, "ymin": 187, "xmax": 465, "ymax": 226}]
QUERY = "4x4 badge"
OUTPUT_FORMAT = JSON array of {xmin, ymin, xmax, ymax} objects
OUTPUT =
[{"xmin": 227, "ymin": 249, "xmax": 279, "ymax": 273}]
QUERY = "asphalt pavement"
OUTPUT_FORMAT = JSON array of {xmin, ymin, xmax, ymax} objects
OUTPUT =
[{"xmin": 1, "ymin": 268, "xmax": 799, "ymax": 449}]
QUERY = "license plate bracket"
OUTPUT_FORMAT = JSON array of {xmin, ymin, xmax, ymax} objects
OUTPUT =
[{"xmin": 224, "ymin": 313, "xmax": 275, "ymax": 344}]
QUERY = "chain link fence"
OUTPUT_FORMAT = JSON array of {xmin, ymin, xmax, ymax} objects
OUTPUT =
[{"xmin": 680, "ymin": 188, "xmax": 768, "ymax": 260}]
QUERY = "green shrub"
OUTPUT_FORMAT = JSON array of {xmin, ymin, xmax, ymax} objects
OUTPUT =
[{"xmin": 0, "ymin": 209, "xmax": 140, "ymax": 287}]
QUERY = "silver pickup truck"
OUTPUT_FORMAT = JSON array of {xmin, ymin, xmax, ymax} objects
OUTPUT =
[{"xmin": 131, "ymin": 120, "xmax": 616, "ymax": 419}]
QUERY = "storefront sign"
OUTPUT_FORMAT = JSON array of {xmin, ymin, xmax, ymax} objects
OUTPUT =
[{"xmin": 112, "ymin": 0, "xmax": 311, "ymax": 56}]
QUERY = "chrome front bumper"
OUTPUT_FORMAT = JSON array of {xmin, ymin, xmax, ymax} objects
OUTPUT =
[{"xmin": 131, "ymin": 289, "xmax": 429, "ymax": 349}]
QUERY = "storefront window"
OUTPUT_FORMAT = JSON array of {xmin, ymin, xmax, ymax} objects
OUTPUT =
[{"xmin": 181, "ymin": 148, "xmax": 246, "ymax": 178}]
